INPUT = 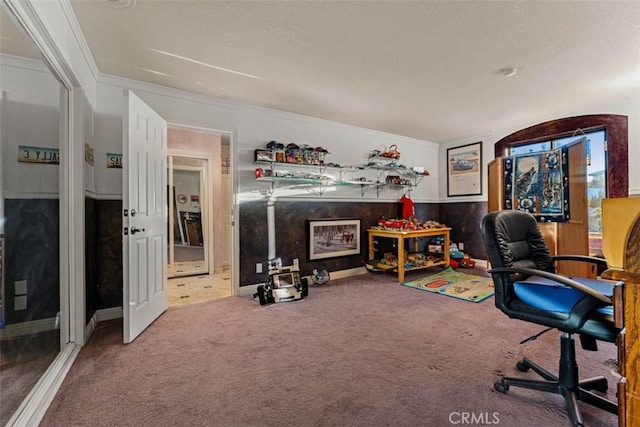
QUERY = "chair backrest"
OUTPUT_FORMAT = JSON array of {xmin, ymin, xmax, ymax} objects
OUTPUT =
[
  {"xmin": 481, "ymin": 210, "xmax": 555, "ymax": 273},
  {"xmin": 481, "ymin": 210, "xmax": 556, "ymax": 312}
]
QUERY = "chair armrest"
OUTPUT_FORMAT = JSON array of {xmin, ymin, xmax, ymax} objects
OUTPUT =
[
  {"xmin": 488, "ymin": 266, "xmax": 615, "ymax": 305},
  {"xmin": 552, "ymin": 254, "xmax": 608, "ymax": 269}
]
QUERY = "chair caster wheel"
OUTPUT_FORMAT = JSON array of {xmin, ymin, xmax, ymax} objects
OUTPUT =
[
  {"xmin": 494, "ymin": 382, "xmax": 509, "ymax": 393},
  {"xmin": 516, "ymin": 361, "xmax": 530, "ymax": 372}
]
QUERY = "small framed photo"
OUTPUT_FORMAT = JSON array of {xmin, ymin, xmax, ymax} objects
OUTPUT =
[
  {"xmin": 254, "ymin": 149, "xmax": 275, "ymax": 162},
  {"xmin": 307, "ymin": 218, "xmax": 361, "ymax": 260}
]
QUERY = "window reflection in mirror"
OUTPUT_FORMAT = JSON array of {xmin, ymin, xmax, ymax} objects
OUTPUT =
[{"xmin": 0, "ymin": 5, "xmax": 63, "ymax": 425}]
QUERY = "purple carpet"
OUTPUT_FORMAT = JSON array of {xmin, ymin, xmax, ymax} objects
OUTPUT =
[{"xmin": 41, "ymin": 270, "xmax": 619, "ymax": 426}]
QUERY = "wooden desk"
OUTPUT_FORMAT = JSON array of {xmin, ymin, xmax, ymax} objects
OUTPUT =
[
  {"xmin": 600, "ymin": 199, "xmax": 640, "ymax": 426},
  {"xmin": 601, "ymin": 268, "xmax": 640, "ymax": 427},
  {"xmin": 368, "ymin": 227, "xmax": 451, "ymax": 283}
]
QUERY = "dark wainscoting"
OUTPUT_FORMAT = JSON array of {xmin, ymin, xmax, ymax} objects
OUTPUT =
[
  {"xmin": 439, "ymin": 201, "xmax": 488, "ymax": 261},
  {"xmin": 238, "ymin": 200, "xmax": 441, "ymax": 286},
  {"xmin": 3, "ymin": 199, "xmax": 59, "ymax": 324},
  {"xmin": 89, "ymin": 199, "xmax": 487, "ymax": 299},
  {"xmin": 85, "ymin": 197, "xmax": 97, "ymax": 324},
  {"xmin": 93, "ymin": 200, "xmax": 123, "ymax": 310}
]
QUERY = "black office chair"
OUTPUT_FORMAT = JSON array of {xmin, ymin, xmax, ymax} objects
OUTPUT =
[{"xmin": 481, "ymin": 210, "xmax": 621, "ymax": 427}]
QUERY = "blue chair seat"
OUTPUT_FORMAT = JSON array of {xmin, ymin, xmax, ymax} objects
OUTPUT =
[{"xmin": 514, "ymin": 275, "xmax": 615, "ymax": 315}]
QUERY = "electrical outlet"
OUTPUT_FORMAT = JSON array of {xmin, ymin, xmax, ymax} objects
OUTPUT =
[
  {"xmin": 458, "ymin": 242, "xmax": 465, "ymax": 251},
  {"xmin": 15, "ymin": 295, "xmax": 27, "ymax": 311},
  {"xmin": 293, "ymin": 258, "xmax": 299, "ymax": 269},
  {"xmin": 256, "ymin": 263, "xmax": 263, "ymax": 274},
  {"xmin": 15, "ymin": 280, "xmax": 27, "ymax": 295}
]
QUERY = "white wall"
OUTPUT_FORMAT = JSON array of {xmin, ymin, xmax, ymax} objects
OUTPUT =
[
  {"xmin": 1, "ymin": 55, "xmax": 61, "ymax": 198},
  {"xmin": 93, "ymin": 76, "xmax": 442, "ymax": 204},
  {"xmin": 440, "ymin": 97, "xmax": 640, "ymax": 200}
]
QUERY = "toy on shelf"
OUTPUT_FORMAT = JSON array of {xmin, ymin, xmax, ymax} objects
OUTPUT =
[{"xmin": 373, "ymin": 217, "xmax": 447, "ymax": 232}]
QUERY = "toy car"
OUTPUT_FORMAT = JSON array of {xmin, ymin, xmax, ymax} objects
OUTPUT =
[{"xmin": 255, "ymin": 257, "xmax": 308, "ymax": 305}]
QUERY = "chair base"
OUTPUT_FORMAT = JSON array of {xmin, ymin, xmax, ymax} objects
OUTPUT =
[{"xmin": 495, "ymin": 335, "xmax": 617, "ymax": 427}]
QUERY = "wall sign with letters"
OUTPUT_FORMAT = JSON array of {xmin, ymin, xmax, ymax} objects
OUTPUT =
[
  {"xmin": 18, "ymin": 145, "xmax": 60, "ymax": 164},
  {"xmin": 107, "ymin": 153, "xmax": 123, "ymax": 169}
]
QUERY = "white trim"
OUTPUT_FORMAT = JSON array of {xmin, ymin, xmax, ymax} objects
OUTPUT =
[
  {"xmin": 237, "ymin": 266, "xmax": 368, "ymax": 297},
  {"xmin": 84, "ymin": 312, "xmax": 97, "ymax": 344},
  {"xmin": 84, "ymin": 307, "xmax": 123, "ymax": 343},
  {"xmin": 4, "ymin": 0, "xmax": 79, "ymax": 90},
  {"xmin": 328, "ymin": 267, "xmax": 367, "ymax": 280},
  {"xmin": 2, "ymin": 1, "xmax": 89, "ymax": 424},
  {"xmin": 68, "ymin": 88, "xmax": 86, "ymax": 347},
  {"xmin": 84, "ymin": 191, "xmax": 123, "ymax": 200},
  {"xmin": 237, "ymin": 283, "xmax": 263, "ymax": 297},
  {"xmin": 0, "ymin": 52, "xmax": 54, "ymax": 74},
  {"xmin": 629, "ymin": 188, "xmax": 640, "ymax": 197},
  {"xmin": 2, "ymin": 192, "xmax": 61, "ymax": 200},
  {"xmin": 7, "ymin": 343, "xmax": 81, "ymax": 427},
  {"xmin": 58, "ymin": 0, "xmax": 99, "ymax": 81},
  {"xmin": 0, "ymin": 317, "xmax": 59, "ymax": 339},
  {"xmin": 167, "ymin": 149, "xmax": 214, "ymax": 276},
  {"xmin": 96, "ymin": 306, "xmax": 123, "ymax": 322}
]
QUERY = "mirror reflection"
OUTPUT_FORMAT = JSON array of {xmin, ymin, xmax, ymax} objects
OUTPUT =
[
  {"xmin": 1, "ymin": 6, "xmax": 63, "ymax": 425},
  {"xmin": 168, "ymin": 156, "xmax": 208, "ymax": 277}
]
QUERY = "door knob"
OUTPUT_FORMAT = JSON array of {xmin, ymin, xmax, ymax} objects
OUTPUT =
[{"xmin": 130, "ymin": 226, "xmax": 146, "ymax": 235}]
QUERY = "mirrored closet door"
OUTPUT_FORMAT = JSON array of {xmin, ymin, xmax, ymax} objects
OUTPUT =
[{"xmin": 168, "ymin": 155, "xmax": 209, "ymax": 277}]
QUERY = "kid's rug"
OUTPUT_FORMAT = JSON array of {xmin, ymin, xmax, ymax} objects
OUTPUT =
[{"xmin": 402, "ymin": 266, "xmax": 494, "ymax": 303}]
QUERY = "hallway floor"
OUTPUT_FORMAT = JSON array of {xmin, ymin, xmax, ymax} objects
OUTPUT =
[{"xmin": 168, "ymin": 268, "xmax": 231, "ymax": 307}]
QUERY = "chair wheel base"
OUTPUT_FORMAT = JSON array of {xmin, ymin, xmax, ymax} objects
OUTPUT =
[
  {"xmin": 494, "ymin": 381, "xmax": 509, "ymax": 393},
  {"xmin": 516, "ymin": 361, "xmax": 529, "ymax": 372}
]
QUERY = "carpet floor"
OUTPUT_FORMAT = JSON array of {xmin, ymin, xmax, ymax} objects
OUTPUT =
[{"xmin": 41, "ymin": 269, "xmax": 619, "ymax": 427}]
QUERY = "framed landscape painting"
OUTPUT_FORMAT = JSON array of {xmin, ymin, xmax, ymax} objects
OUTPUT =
[{"xmin": 308, "ymin": 218, "xmax": 361, "ymax": 260}]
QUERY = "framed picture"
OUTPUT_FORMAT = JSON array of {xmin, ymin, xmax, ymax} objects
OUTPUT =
[
  {"xmin": 447, "ymin": 141, "xmax": 482, "ymax": 196},
  {"xmin": 308, "ymin": 218, "xmax": 361, "ymax": 260}
]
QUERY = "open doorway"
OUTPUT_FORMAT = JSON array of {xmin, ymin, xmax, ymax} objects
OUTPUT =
[
  {"xmin": 167, "ymin": 154, "xmax": 210, "ymax": 278},
  {"xmin": 166, "ymin": 126, "xmax": 233, "ymax": 306}
]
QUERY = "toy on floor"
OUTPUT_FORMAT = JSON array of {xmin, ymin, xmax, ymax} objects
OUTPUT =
[
  {"xmin": 311, "ymin": 267, "xmax": 330, "ymax": 286},
  {"xmin": 254, "ymin": 257, "xmax": 308, "ymax": 305}
]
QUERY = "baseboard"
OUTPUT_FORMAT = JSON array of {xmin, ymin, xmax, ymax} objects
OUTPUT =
[
  {"xmin": 0, "ymin": 316, "xmax": 58, "ymax": 340},
  {"xmin": 327, "ymin": 266, "xmax": 367, "ymax": 279},
  {"xmin": 7, "ymin": 342, "xmax": 81, "ymax": 427},
  {"xmin": 96, "ymin": 307, "xmax": 122, "ymax": 322},
  {"xmin": 471, "ymin": 258, "xmax": 489, "ymax": 269},
  {"xmin": 237, "ymin": 283, "xmax": 263, "ymax": 297},
  {"xmin": 84, "ymin": 312, "xmax": 98, "ymax": 344},
  {"xmin": 237, "ymin": 266, "xmax": 368, "ymax": 297}
]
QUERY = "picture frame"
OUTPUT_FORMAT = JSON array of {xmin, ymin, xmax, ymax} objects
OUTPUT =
[
  {"xmin": 447, "ymin": 141, "xmax": 482, "ymax": 197},
  {"xmin": 307, "ymin": 218, "xmax": 361, "ymax": 260}
]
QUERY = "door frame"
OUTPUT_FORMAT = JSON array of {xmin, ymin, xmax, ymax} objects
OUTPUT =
[
  {"xmin": 167, "ymin": 150, "xmax": 213, "ymax": 277},
  {"xmin": 167, "ymin": 124, "xmax": 236, "ymax": 296}
]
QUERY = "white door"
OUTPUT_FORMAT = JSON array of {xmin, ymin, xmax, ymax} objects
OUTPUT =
[{"xmin": 123, "ymin": 90, "xmax": 168, "ymax": 343}]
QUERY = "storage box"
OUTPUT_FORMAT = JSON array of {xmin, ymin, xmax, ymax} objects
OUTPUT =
[{"xmin": 427, "ymin": 244, "xmax": 444, "ymax": 253}]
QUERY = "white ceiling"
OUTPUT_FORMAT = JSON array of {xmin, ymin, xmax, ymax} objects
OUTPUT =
[{"xmin": 5, "ymin": 1, "xmax": 640, "ymax": 143}]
